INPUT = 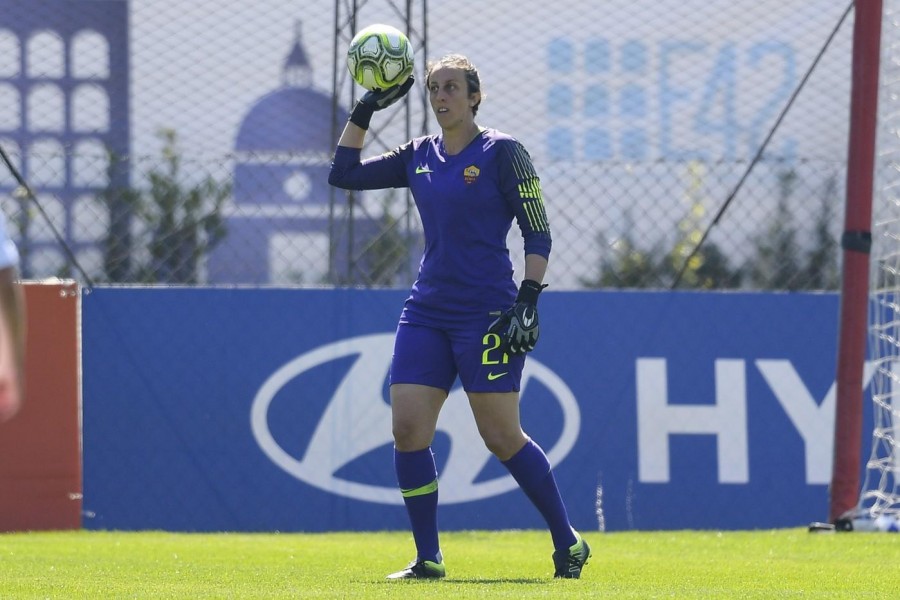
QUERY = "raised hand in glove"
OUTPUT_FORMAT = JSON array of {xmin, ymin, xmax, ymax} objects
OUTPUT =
[
  {"xmin": 488, "ymin": 279, "xmax": 548, "ymax": 355},
  {"xmin": 349, "ymin": 75, "xmax": 416, "ymax": 130}
]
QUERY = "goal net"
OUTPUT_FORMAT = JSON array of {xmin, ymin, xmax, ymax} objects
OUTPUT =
[{"xmin": 847, "ymin": 0, "xmax": 900, "ymax": 532}]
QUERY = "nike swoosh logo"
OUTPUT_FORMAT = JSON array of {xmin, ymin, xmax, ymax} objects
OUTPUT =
[
  {"xmin": 487, "ymin": 372, "xmax": 508, "ymax": 381},
  {"xmin": 415, "ymin": 165, "xmax": 433, "ymax": 174}
]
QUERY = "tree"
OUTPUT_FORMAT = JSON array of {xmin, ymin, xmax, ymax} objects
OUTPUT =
[
  {"xmin": 581, "ymin": 216, "xmax": 667, "ymax": 289},
  {"xmin": 801, "ymin": 174, "xmax": 840, "ymax": 290},
  {"xmin": 666, "ymin": 241, "xmax": 743, "ymax": 289},
  {"xmin": 665, "ymin": 162, "xmax": 742, "ymax": 289},
  {"xmin": 584, "ymin": 162, "xmax": 742, "ymax": 290},
  {"xmin": 99, "ymin": 150, "xmax": 139, "ymax": 282},
  {"xmin": 99, "ymin": 129, "xmax": 230, "ymax": 283},
  {"xmin": 139, "ymin": 130, "xmax": 229, "ymax": 283},
  {"xmin": 747, "ymin": 169, "xmax": 803, "ymax": 290},
  {"xmin": 583, "ymin": 227, "xmax": 743, "ymax": 290}
]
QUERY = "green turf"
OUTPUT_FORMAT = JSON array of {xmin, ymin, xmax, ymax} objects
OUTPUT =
[{"xmin": 1, "ymin": 528, "xmax": 897, "ymax": 598}]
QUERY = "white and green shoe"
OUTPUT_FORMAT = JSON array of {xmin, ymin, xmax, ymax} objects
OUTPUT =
[
  {"xmin": 552, "ymin": 532, "xmax": 591, "ymax": 579},
  {"xmin": 386, "ymin": 558, "xmax": 446, "ymax": 580}
]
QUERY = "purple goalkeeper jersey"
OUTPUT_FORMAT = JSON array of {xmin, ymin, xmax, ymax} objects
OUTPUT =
[{"xmin": 329, "ymin": 128, "xmax": 551, "ymax": 323}]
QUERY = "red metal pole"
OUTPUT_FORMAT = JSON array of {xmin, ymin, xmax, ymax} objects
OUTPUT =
[{"xmin": 830, "ymin": 0, "xmax": 883, "ymax": 526}]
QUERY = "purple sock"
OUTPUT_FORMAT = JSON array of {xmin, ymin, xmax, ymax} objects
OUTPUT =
[
  {"xmin": 503, "ymin": 439, "xmax": 577, "ymax": 551},
  {"xmin": 394, "ymin": 447, "xmax": 441, "ymax": 563}
]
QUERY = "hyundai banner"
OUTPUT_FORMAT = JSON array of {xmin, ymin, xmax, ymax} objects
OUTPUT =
[{"xmin": 81, "ymin": 288, "xmax": 861, "ymax": 531}]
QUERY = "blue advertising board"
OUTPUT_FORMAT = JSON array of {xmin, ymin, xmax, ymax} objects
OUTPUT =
[{"xmin": 81, "ymin": 288, "xmax": 859, "ymax": 532}]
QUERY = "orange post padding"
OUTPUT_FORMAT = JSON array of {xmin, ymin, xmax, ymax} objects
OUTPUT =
[{"xmin": 0, "ymin": 281, "xmax": 81, "ymax": 531}]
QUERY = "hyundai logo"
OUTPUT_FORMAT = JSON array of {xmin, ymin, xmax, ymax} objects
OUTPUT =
[{"xmin": 251, "ymin": 333, "xmax": 581, "ymax": 505}]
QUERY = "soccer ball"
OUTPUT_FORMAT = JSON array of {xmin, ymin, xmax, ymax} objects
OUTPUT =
[{"xmin": 346, "ymin": 24, "xmax": 414, "ymax": 92}]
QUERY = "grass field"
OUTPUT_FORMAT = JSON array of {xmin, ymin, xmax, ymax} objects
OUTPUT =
[{"xmin": 1, "ymin": 528, "xmax": 898, "ymax": 598}]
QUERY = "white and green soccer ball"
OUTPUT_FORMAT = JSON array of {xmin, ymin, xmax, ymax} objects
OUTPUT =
[{"xmin": 346, "ymin": 24, "xmax": 414, "ymax": 92}]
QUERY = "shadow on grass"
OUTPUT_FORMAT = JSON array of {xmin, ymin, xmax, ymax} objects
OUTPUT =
[
  {"xmin": 381, "ymin": 578, "xmax": 547, "ymax": 585},
  {"xmin": 446, "ymin": 578, "xmax": 547, "ymax": 585}
]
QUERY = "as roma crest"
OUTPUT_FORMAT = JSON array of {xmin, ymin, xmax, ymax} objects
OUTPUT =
[{"xmin": 463, "ymin": 165, "xmax": 480, "ymax": 184}]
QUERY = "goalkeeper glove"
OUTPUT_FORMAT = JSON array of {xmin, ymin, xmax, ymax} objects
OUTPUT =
[
  {"xmin": 349, "ymin": 75, "xmax": 416, "ymax": 130},
  {"xmin": 488, "ymin": 279, "xmax": 548, "ymax": 355}
]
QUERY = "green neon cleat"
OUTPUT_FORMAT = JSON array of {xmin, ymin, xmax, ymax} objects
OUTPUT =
[
  {"xmin": 552, "ymin": 533, "xmax": 591, "ymax": 579},
  {"xmin": 386, "ymin": 559, "xmax": 446, "ymax": 580}
]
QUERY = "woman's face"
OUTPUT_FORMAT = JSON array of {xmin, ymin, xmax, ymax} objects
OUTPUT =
[{"xmin": 427, "ymin": 66, "xmax": 478, "ymax": 131}]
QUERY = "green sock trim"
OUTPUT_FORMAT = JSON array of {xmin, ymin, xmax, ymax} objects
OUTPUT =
[
  {"xmin": 570, "ymin": 535, "xmax": 583, "ymax": 552},
  {"xmin": 400, "ymin": 479, "xmax": 438, "ymax": 498}
]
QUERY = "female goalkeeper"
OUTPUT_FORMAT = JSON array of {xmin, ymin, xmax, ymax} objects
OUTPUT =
[{"xmin": 328, "ymin": 53, "xmax": 589, "ymax": 580}]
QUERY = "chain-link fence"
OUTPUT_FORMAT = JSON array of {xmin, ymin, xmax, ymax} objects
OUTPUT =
[{"xmin": 0, "ymin": 0, "xmax": 853, "ymax": 290}]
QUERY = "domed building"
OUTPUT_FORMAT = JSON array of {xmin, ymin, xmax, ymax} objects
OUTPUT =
[{"xmin": 208, "ymin": 24, "xmax": 351, "ymax": 284}]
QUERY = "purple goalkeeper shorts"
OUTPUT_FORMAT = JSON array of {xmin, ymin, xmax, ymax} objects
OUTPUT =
[{"xmin": 390, "ymin": 320, "xmax": 526, "ymax": 393}]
